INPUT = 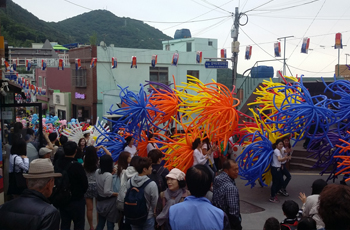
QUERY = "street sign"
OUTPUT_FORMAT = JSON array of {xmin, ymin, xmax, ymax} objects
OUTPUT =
[{"xmin": 205, "ymin": 61, "xmax": 228, "ymax": 69}]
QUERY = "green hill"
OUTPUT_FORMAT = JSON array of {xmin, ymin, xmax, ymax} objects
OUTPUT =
[{"xmin": 0, "ymin": 0, "xmax": 171, "ymax": 49}]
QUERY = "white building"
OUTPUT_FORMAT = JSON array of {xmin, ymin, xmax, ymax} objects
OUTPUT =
[{"xmin": 97, "ymin": 37, "xmax": 218, "ymax": 118}]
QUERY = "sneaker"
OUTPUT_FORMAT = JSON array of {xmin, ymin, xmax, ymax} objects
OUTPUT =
[
  {"xmin": 279, "ymin": 189, "xmax": 289, "ymax": 197},
  {"xmin": 269, "ymin": 196, "xmax": 279, "ymax": 203}
]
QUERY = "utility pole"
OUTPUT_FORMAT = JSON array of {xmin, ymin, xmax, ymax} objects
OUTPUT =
[
  {"xmin": 232, "ymin": 7, "xmax": 239, "ymax": 88},
  {"xmin": 277, "ymin": 36, "xmax": 293, "ymax": 76}
]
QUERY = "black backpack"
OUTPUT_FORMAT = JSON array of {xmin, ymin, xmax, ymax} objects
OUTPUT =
[
  {"xmin": 124, "ymin": 179, "xmax": 152, "ymax": 225},
  {"xmin": 49, "ymin": 161, "xmax": 73, "ymax": 208},
  {"xmin": 148, "ymin": 167, "xmax": 166, "ymax": 193},
  {"xmin": 281, "ymin": 220, "xmax": 298, "ymax": 230}
]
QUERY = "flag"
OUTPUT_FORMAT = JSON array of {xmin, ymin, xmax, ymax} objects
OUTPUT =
[
  {"xmin": 335, "ymin": 33, "xmax": 342, "ymax": 49},
  {"xmin": 90, "ymin": 58, "xmax": 97, "ymax": 68},
  {"xmin": 196, "ymin": 51, "xmax": 202, "ymax": 64},
  {"xmin": 41, "ymin": 59, "xmax": 47, "ymax": 70},
  {"xmin": 172, "ymin": 53, "xmax": 179, "ymax": 66},
  {"xmin": 12, "ymin": 59, "xmax": 17, "ymax": 71},
  {"xmin": 26, "ymin": 60, "xmax": 32, "ymax": 71},
  {"xmin": 151, "ymin": 55, "xmax": 157, "ymax": 67},
  {"xmin": 58, "ymin": 59, "xmax": 64, "ymax": 70},
  {"xmin": 75, "ymin": 58, "xmax": 81, "ymax": 70},
  {"xmin": 274, "ymin": 42, "xmax": 281, "ymax": 57},
  {"xmin": 4, "ymin": 61, "xmax": 10, "ymax": 72},
  {"xmin": 112, "ymin": 57, "xmax": 117, "ymax": 69},
  {"xmin": 301, "ymin": 37, "xmax": 310, "ymax": 54},
  {"xmin": 131, "ymin": 56, "xmax": 137, "ymax": 68},
  {"xmin": 245, "ymin": 46, "xmax": 252, "ymax": 60},
  {"xmin": 220, "ymin": 49, "xmax": 226, "ymax": 61}
]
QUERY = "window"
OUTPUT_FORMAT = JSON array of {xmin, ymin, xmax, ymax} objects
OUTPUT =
[
  {"xmin": 44, "ymin": 77, "xmax": 46, "ymax": 86},
  {"xmin": 38, "ymin": 76, "xmax": 42, "ymax": 87},
  {"xmin": 149, "ymin": 67, "xmax": 169, "ymax": 88},
  {"xmin": 72, "ymin": 68, "xmax": 87, "ymax": 87},
  {"xmin": 165, "ymin": 45, "xmax": 170, "ymax": 51},
  {"xmin": 187, "ymin": 70, "xmax": 199, "ymax": 83},
  {"xmin": 186, "ymin": 42, "xmax": 192, "ymax": 52},
  {"xmin": 208, "ymin": 41, "xmax": 213, "ymax": 46}
]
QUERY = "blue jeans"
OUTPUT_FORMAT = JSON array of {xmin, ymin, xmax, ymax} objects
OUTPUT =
[
  {"xmin": 96, "ymin": 214, "xmax": 115, "ymax": 230},
  {"xmin": 131, "ymin": 217, "xmax": 155, "ymax": 230},
  {"xmin": 271, "ymin": 166, "xmax": 283, "ymax": 197},
  {"xmin": 60, "ymin": 198, "xmax": 85, "ymax": 230},
  {"xmin": 281, "ymin": 163, "xmax": 291, "ymax": 190}
]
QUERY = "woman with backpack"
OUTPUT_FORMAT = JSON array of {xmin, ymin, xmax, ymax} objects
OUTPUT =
[
  {"xmin": 156, "ymin": 168, "xmax": 190, "ymax": 230},
  {"xmin": 118, "ymin": 156, "xmax": 140, "ymax": 230},
  {"xmin": 95, "ymin": 154, "xmax": 119, "ymax": 230},
  {"xmin": 7, "ymin": 139, "xmax": 29, "ymax": 197},
  {"xmin": 83, "ymin": 146, "xmax": 99, "ymax": 230}
]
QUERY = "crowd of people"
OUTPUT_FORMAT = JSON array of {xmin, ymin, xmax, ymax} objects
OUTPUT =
[{"xmin": 0, "ymin": 122, "xmax": 350, "ymax": 230}]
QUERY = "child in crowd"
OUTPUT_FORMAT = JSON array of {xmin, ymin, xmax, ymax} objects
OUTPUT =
[{"xmin": 280, "ymin": 200, "xmax": 299, "ymax": 230}]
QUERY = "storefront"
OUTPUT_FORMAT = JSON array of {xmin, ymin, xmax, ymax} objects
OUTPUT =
[{"xmin": 53, "ymin": 91, "xmax": 71, "ymax": 120}]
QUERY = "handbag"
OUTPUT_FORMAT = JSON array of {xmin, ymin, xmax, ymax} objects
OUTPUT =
[{"xmin": 7, "ymin": 156, "xmax": 27, "ymax": 195}]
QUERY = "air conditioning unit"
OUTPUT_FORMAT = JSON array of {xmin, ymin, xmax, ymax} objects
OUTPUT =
[{"xmin": 53, "ymin": 93, "xmax": 65, "ymax": 106}]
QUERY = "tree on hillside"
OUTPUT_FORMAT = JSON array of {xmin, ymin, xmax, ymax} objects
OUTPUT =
[{"xmin": 89, "ymin": 32, "xmax": 98, "ymax": 46}]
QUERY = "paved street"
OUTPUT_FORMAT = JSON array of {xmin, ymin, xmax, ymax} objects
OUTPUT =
[{"xmin": 238, "ymin": 171, "xmax": 336, "ymax": 230}]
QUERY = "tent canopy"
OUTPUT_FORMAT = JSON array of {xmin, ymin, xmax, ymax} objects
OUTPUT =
[{"xmin": 53, "ymin": 44, "xmax": 69, "ymax": 51}]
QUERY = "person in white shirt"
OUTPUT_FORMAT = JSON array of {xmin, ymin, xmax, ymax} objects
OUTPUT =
[
  {"xmin": 124, "ymin": 136, "xmax": 137, "ymax": 158},
  {"xmin": 280, "ymin": 136, "xmax": 293, "ymax": 197},
  {"xmin": 269, "ymin": 139, "xmax": 290, "ymax": 203},
  {"xmin": 202, "ymin": 135, "xmax": 217, "ymax": 173},
  {"xmin": 192, "ymin": 138, "xmax": 215, "ymax": 180},
  {"xmin": 147, "ymin": 133, "xmax": 158, "ymax": 154}
]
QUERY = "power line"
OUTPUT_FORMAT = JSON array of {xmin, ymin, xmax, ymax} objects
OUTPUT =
[
  {"xmin": 287, "ymin": 0, "xmax": 326, "ymax": 60},
  {"xmin": 248, "ymin": 15, "xmax": 350, "ymax": 21},
  {"xmin": 243, "ymin": 0, "xmax": 275, "ymax": 13},
  {"xmin": 161, "ymin": 0, "xmax": 233, "ymax": 31},
  {"xmin": 199, "ymin": 0, "xmax": 233, "ymax": 14},
  {"xmin": 246, "ymin": 0, "xmax": 320, "ymax": 13},
  {"xmin": 143, "ymin": 16, "xmax": 231, "ymax": 24},
  {"xmin": 193, "ymin": 17, "xmax": 232, "ymax": 36},
  {"xmin": 63, "ymin": 0, "xmax": 93, "ymax": 11}
]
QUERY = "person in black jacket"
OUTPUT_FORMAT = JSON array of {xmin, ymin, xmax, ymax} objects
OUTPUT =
[
  {"xmin": 0, "ymin": 158, "xmax": 62, "ymax": 230},
  {"xmin": 55, "ymin": 141, "xmax": 88, "ymax": 230}
]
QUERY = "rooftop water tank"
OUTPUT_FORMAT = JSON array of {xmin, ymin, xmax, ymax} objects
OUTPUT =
[
  {"xmin": 174, "ymin": 29, "xmax": 192, "ymax": 39},
  {"xmin": 251, "ymin": 66, "xmax": 274, "ymax": 78}
]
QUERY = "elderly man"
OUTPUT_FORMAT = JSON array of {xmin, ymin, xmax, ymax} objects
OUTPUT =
[
  {"xmin": 213, "ymin": 159, "xmax": 242, "ymax": 230},
  {"xmin": 0, "ymin": 159, "xmax": 62, "ymax": 230}
]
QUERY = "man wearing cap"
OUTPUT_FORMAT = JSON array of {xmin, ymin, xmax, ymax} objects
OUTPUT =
[
  {"xmin": 39, "ymin": 147, "xmax": 53, "ymax": 159},
  {"xmin": 0, "ymin": 159, "xmax": 62, "ymax": 230}
]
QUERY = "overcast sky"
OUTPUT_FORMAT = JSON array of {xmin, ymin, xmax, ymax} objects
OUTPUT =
[{"xmin": 12, "ymin": 0, "xmax": 350, "ymax": 78}]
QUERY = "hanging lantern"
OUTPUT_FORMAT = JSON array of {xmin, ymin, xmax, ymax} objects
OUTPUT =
[
  {"xmin": 26, "ymin": 59, "xmax": 32, "ymax": 71},
  {"xmin": 75, "ymin": 58, "xmax": 81, "ymax": 70},
  {"xmin": 41, "ymin": 59, "xmax": 47, "ymax": 70},
  {"xmin": 196, "ymin": 51, "xmax": 202, "ymax": 64},
  {"xmin": 112, "ymin": 57, "xmax": 117, "ymax": 69},
  {"xmin": 4, "ymin": 61, "xmax": 10, "ymax": 72},
  {"xmin": 172, "ymin": 53, "xmax": 179, "ymax": 66},
  {"xmin": 335, "ymin": 33, "xmax": 343, "ymax": 49},
  {"xmin": 12, "ymin": 59, "xmax": 17, "ymax": 71},
  {"xmin": 274, "ymin": 42, "xmax": 281, "ymax": 57},
  {"xmin": 41, "ymin": 88, "xmax": 47, "ymax": 96},
  {"xmin": 151, "ymin": 55, "xmax": 157, "ymax": 67},
  {"xmin": 131, "ymin": 56, "xmax": 137, "ymax": 68},
  {"xmin": 220, "ymin": 49, "xmax": 226, "ymax": 61},
  {"xmin": 58, "ymin": 59, "xmax": 64, "ymax": 70},
  {"xmin": 301, "ymin": 37, "xmax": 310, "ymax": 54},
  {"xmin": 90, "ymin": 58, "xmax": 97, "ymax": 68},
  {"xmin": 245, "ymin": 46, "xmax": 252, "ymax": 60}
]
